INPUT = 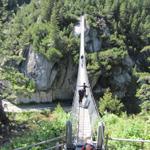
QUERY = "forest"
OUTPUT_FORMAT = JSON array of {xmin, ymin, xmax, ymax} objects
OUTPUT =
[{"xmin": 0, "ymin": 0, "xmax": 150, "ymax": 149}]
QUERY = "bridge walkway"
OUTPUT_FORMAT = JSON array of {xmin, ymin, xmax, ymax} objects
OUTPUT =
[{"xmin": 72, "ymin": 15, "xmax": 100, "ymax": 145}]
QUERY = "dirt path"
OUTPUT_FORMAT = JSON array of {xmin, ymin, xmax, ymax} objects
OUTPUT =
[{"xmin": 2, "ymin": 100, "xmax": 71, "ymax": 112}]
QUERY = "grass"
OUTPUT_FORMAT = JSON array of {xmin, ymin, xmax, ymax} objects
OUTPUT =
[
  {"xmin": 103, "ymin": 112, "xmax": 150, "ymax": 150},
  {"xmin": 1, "ymin": 105, "xmax": 70, "ymax": 150}
]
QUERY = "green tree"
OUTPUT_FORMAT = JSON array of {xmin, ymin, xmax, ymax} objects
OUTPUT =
[
  {"xmin": 99, "ymin": 89, "xmax": 124, "ymax": 115},
  {"xmin": 0, "ymin": 81, "xmax": 10, "ymax": 131}
]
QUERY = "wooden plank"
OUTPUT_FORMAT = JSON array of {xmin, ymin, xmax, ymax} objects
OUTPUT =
[{"xmin": 78, "ymin": 107, "xmax": 91, "ymax": 143}]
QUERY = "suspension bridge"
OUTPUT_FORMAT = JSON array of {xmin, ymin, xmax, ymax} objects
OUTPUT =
[
  {"xmin": 14, "ymin": 15, "xmax": 150, "ymax": 150},
  {"xmin": 15, "ymin": 15, "xmax": 105, "ymax": 150},
  {"xmin": 70, "ymin": 15, "xmax": 103, "ymax": 148}
]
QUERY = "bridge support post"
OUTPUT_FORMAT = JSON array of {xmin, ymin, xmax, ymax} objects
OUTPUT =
[
  {"xmin": 55, "ymin": 142, "xmax": 60, "ymax": 150},
  {"xmin": 96, "ymin": 122, "xmax": 105, "ymax": 150},
  {"xmin": 66, "ymin": 120, "xmax": 74, "ymax": 149}
]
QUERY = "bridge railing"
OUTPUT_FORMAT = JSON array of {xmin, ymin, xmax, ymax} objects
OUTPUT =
[
  {"xmin": 105, "ymin": 136, "xmax": 150, "ymax": 150},
  {"xmin": 71, "ymin": 58, "xmax": 101, "ymax": 141},
  {"xmin": 71, "ymin": 90, "xmax": 79, "ymax": 142},
  {"xmin": 87, "ymin": 84, "xmax": 101, "ymax": 126},
  {"xmin": 14, "ymin": 136, "xmax": 65, "ymax": 150},
  {"xmin": 71, "ymin": 15, "xmax": 102, "ymax": 142}
]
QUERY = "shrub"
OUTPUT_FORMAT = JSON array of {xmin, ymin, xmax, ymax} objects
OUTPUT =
[
  {"xmin": 2, "ymin": 105, "xmax": 69, "ymax": 150},
  {"xmin": 99, "ymin": 89, "xmax": 124, "ymax": 115},
  {"xmin": 103, "ymin": 113, "xmax": 150, "ymax": 150},
  {"xmin": 136, "ymin": 73, "xmax": 150, "ymax": 112}
]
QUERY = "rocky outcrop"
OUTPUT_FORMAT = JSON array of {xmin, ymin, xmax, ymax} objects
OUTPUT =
[
  {"xmin": 52, "ymin": 54, "xmax": 77, "ymax": 100},
  {"xmin": 74, "ymin": 18, "xmax": 110, "ymax": 52},
  {"xmin": 18, "ymin": 47, "xmax": 77, "ymax": 103},
  {"xmin": 85, "ymin": 17, "xmax": 110, "ymax": 52},
  {"xmin": 16, "ymin": 91, "xmax": 53, "ymax": 103},
  {"xmin": 22, "ymin": 46, "xmax": 58, "ymax": 91},
  {"xmin": 112, "ymin": 58, "xmax": 133, "ymax": 98},
  {"xmin": 93, "ymin": 55, "xmax": 134, "ymax": 98},
  {"xmin": 85, "ymin": 28, "xmax": 101, "ymax": 52},
  {"xmin": 18, "ymin": 47, "xmax": 134, "ymax": 103},
  {"xmin": 111, "ymin": 56, "xmax": 133, "ymax": 96},
  {"xmin": 111, "ymin": 70, "xmax": 132, "ymax": 98}
]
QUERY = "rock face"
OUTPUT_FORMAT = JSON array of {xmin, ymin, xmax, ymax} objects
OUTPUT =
[
  {"xmin": 84, "ymin": 17, "xmax": 110, "ymax": 52},
  {"xmin": 111, "ymin": 70, "xmax": 132, "ymax": 98},
  {"xmin": 74, "ymin": 22, "xmax": 104, "ymax": 52},
  {"xmin": 16, "ymin": 91, "xmax": 53, "ymax": 103},
  {"xmin": 52, "ymin": 54, "xmax": 77, "ymax": 100},
  {"xmin": 85, "ymin": 28, "xmax": 101, "ymax": 52},
  {"xmin": 18, "ymin": 22, "xmax": 131, "ymax": 103},
  {"xmin": 18, "ymin": 47, "xmax": 77, "ymax": 103},
  {"xmin": 93, "ymin": 56, "xmax": 134, "ymax": 98},
  {"xmin": 112, "ymin": 56, "xmax": 134, "ymax": 99},
  {"xmin": 22, "ymin": 47, "xmax": 57, "ymax": 91},
  {"xmin": 18, "ymin": 46, "xmax": 134, "ymax": 103}
]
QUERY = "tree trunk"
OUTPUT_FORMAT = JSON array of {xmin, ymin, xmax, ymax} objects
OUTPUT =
[
  {"xmin": 0, "ymin": 100, "xmax": 9, "ymax": 127},
  {"xmin": 0, "ymin": 99, "xmax": 10, "ymax": 136},
  {"xmin": 0, "ymin": 81, "xmax": 9, "ymax": 127}
]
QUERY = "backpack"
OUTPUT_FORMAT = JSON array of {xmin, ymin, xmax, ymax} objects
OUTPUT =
[{"xmin": 81, "ymin": 143, "xmax": 96, "ymax": 150}]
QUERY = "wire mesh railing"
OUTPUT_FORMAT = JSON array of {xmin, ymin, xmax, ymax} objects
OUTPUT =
[{"xmin": 71, "ymin": 15, "xmax": 101, "ymax": 143}]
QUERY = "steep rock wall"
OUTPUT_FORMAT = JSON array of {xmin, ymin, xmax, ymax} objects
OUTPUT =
[
  {"xmin": 17, "ymin": 27, "xmax": 133, "ymax": 103},
  {"xmin": 17, "ymin": 47, "xmax": 77, "ymax": 103},
  {"xmin": 92, "ymin": 55, "xmax": 134, "ymax": 98}
]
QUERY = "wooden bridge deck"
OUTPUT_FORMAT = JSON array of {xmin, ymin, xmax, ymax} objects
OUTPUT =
[
  {"xmin": 78, "ymin": 106, "xmax": 91, "ymax": 143},
  {"xmin": 72, "ymin": 16, "xmax": 99, "ymax": 144}
]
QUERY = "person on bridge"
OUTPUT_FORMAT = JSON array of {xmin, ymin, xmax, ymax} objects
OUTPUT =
[
  {"xmin": 81, "ymin": 141, "xmax": 96, "ymax": 150},
  {"xmin": 83, "ymin": 94, "xmax": 90, "ymax": 108},
  {"xmin": 78, "ymin": 83, "xmax": 89, "ymax": 104},
  {"xmin": 82, "ymin": 83, "xmax": 89, "ymax": 96},
  {"xmin": 81, "ymin": 55, "xmax": 84, "ymax": 67},
  {"xmin": 78, "ymin": 89, "xmax": 84, "ymax": 104}
]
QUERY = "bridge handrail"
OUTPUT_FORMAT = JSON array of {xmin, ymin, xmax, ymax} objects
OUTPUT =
[
  {"xmin": 71, "ymin": 89, "xmax": 78, "ymax": 138},
  {"xmin": 14, "ymin": 135, "xmax": 65, "ymax": 150},
  {"xmin": 89, "ymin": 84, "xmax": 100, "ymax": 119},
  {"xmin": 108, "ymin": 137, "xmax": 150, "ymax": 143},
  {"xmin": 71, "ymin": 15, "xmax": 103, "ymax": 142},
  {"xmin": 83, "ymin": 53, "xmax": 100, "ymax": 121},
  {"xmin": 105, "ymin": 137, "xmax": 150, "ymax": 149},
  {"xmin": 44, "ymin": 143, "xmax": 64, "ymax": 150}
]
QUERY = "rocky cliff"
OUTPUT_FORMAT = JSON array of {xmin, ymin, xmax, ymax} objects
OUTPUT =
[
  {"xmin": 16, "ymin": 24, "xmax": 134, "ymax": 103},
  {"xmin": 0, "ymin": 0, "xmax": 149, "ymax": 113},
  {"xmin": 17, "ymin": 20, "xmax": 105, "ymax": 103},
  {"xmin": 17, "ymin": 46, "xmax": 77, "ymax": 103}
]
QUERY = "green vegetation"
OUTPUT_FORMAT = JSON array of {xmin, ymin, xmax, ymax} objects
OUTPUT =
[
  {"xmin": 0, "ymin": 0, "xmax": 149, "ymax": 111},
  {"xmin": 97, "ymin": 79, "xmax": 150, "ymax": 149},
  {"xmin": 87, "ymin": 48, "xmax": 127, "ymax": 72},
  {"xmin": 1, "ymin": 105, "xmax": 69, "ymax": 150},
  {"xmin": 103, "ymin": 113, "xmax": 150, "ymax": 150},
  {"xmin": 99, "ymin": 89, "xmax": 124, "ymax": 115},
  {"xmin": 0, "ymin": 0, "xmax": 150, "ymax": 149}
]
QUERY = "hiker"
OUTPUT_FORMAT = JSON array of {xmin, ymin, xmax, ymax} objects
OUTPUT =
[
  {"xmin": 81, "ymin": 55, "xmax": 84, "ymax": 59},
  {"xmin": 82, "ymin": 83, "xmax": 89, "ymax": 95},
  {"xmin": 78, "ymin": 89, "xmax": 84, "ymax": 104},
  {"xmin": 83, "ymin": 95, "xmax": 90, "ymax": 108},
  {"xmin": 78, "ymin": 83, "xmax": 89, "ymax": 96},
  {"xmin": 81, "ymin": 55, "xmax": 84, "ymax": 67},
  {"xmin": 81, "ymin": 141, "xmax": 96, "ymax": 150}
]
